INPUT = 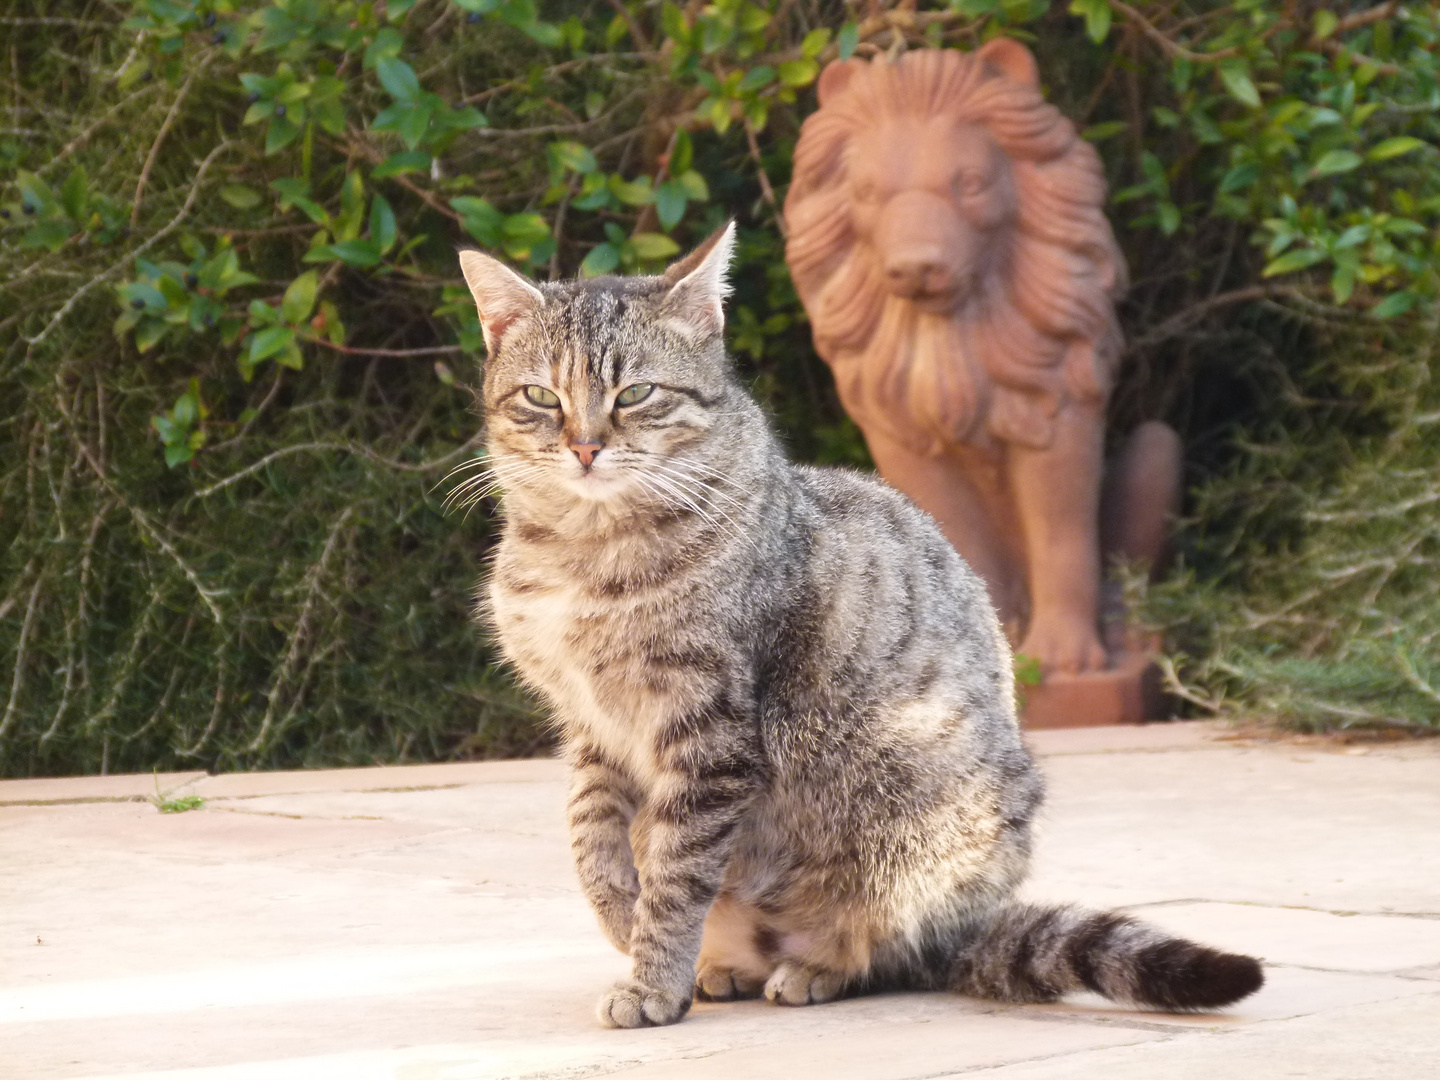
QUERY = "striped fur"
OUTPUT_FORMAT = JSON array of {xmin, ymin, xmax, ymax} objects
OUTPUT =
[{"xmin": 457, "ymin": 228, "xmax": 1262, "ymax": 1028}]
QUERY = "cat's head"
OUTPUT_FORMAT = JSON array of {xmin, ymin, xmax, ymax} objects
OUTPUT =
[{"xmin": 458, "ymin": 223, "xmax": 759, "ymax": 519}]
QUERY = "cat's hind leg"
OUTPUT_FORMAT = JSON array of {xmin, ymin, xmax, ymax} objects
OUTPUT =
[
  {"xmin": 695, "ymin": 894, "xmax": 773, "ymax": 1001},
  {"xmin": 763, "ymin": 960, "xmax": 847, "ymax": 1006},
  {"xmin": 759, "ymin": 915, "xmax": 874, "ymax": 1007}
]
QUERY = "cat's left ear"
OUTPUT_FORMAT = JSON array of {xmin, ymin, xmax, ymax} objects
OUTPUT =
[{"xmin": 661, "ymin": 221, "xmax": 736, "ymax": 338}]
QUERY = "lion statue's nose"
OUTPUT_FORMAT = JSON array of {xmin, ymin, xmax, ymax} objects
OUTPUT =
[{"xmin": 884, "ymin": 256, "xmax": 954, "ymax": 298}]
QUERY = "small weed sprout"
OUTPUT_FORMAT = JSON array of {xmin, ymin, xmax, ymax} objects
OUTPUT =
[{"xmin": 149, "ymin": 773, "xmax": 205, "ymax": 814}]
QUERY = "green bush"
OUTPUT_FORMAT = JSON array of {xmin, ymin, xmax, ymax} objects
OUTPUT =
[{"xmin": 3, "ymin": 1, "xmax": 1438, "ymax": 777}]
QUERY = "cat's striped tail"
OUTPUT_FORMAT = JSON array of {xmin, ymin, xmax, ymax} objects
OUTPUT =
[{"xmin": 947, "ymin": 903, "xmax": 1263, "ymax": 1011}]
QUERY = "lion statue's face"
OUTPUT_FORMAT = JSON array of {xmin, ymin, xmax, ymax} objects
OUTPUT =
[
  {"xmin": 845, "ymin": 119, "xmax": 1017, "ymax": 314},
  {"xmin": 784, "ymin": 41, "xmax": 1126, "ymax": 454}
]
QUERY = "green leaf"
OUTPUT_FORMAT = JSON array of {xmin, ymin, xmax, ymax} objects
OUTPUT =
[
  {"xmin": 677, "ymin": 169, "xmax": 709, "ymax": 201},
  {"xmin": 655, "ymin": 180, "xmax": 687, "ymax": 230},
  {"xmin": 134, "ymin": 319, "xmax": 168, "ymax": 353},
  {"xmin": 1311, "ymin": 150, "xmax": 1363, "ymax": 177},
  {"xmin": 1331, "ymin": 264, "xmax": 1356, "ymax": 304},
  {"xmin": 1313, "ymin": 9, "xmax": 1338, "ymax": 40},
  {"xmin": 121, "ymin": 282, "xmax": 167, "ymax": 311},
  {"xmin": 280, "ymin": 271, "xmax": 319, "ymax": 324},
  {"xmin": 1081, "ymin": 121, "xmax": 1126, "ymax": 143},
  {"xmin": 370, "ymin": 194, "xmax": 396, "ymax": 253},
  {"xmin": 1371, "ymin": 290, "xmax": 1416, "ymax": 319},
  {"xmin": 336, "ymin": 170, "xmax": 366, "ymax": 241},
  {"xmin": 1069, "ymin": 0, "xmax": 1112, "ymax": 43},
  {"xmin": 519, "ymin": 19, "xmax": 564, "ymax": 47},
  {"xmin": 23, "ymin": 221, "xmax": 74, "ymax": 252},
  {"xmin": 801, "ymin": 28, "xmax": 831, "ymax": 58},
  {"xmin": 1333, "ymin": 225, "xmax": 1370, "ymax": 250},
  {"xmin": 60, "ymin": 167, "xmax": 88, "ymax": 220},
  {"xmin": 838, "ymin": 22, "xmax": 859, "ymax": 61},
  {"xmin": 777, "ymin": 59, "xmax": 819, "ymax": 88},
  {"xmin": 364, "ymin": 27, "xmax": 405, "ymax": 69},
  {"xmin": 738, "ymin": 66, "xmax": 775, "ymax": 93},
  {"xmin": 440, "ymin": 105, "xmax": 487, "ymax": 132},
  {"xmin": 660, "ymin": 2, "xmax": 689, "ymax": 45},
  {"xmin": 580, "ymin": 242, "xmax": 620, "ymax": 277},
  {"xmin": 326, "ymin": 240, "xmax": 383, "ymax": 267},
  {"xmin": 373, "ymin": 151, "xmax": 431, "ymax": 178},
  {"xmin": 630, "ymin": 233, "xmax": 680, "ymax": 260},
  {"xmin": 277, "ymin": 339, "xmax": 305, "ymax": 370},
  {"xmin": 551, "ymin": 140, "xmax": 597, "ymax": 174},
  {"xmin": 452, "ymin": 196, "xmax": 503, "ymax": 247},
  {"xmin": 396, "ymin": 102, "xmax": 434, "ymax": 150},
  {"xmin": 1368, "ymin": 137, "xmax": 1427, "ymax": 162},
  {"xmin": 609, "ymin": 175, "xmax": 654, "ymax": 207},
  {"xmin": 220, "ymin": 184, "xmax": 263, "ymax": 209},
  {"xmin": 1263, "ymin": 247, "xmax": 1327, "ymax": 277},
  {"xmin": 248, "ymin": 325, "xmax": 296, "ymax": 363},
  {"xmin": 500, "ymin": 212, "xmax": 551, "ymax": 260},
  {"xmin": 265, "ymin": 116, "xmax": 303, "ymax": 154},
  {"xmin": 1218, "ymin": 62, "xmax": 1260, "ymax": 108},
  {"xmin": 163, "ymin": 442, "xmax": 194, "ymax": 468},
  {"xmin": 1156, "ymin": 201, "xmax": 1180, "ymax": 236},
  {"xmin": 669, "ymin": 129, "xmax": 693, "ymax": 176},
  {"xmin": 376, "ymin": 57, "xmax": 421, "ymax": 102},
  {"xmin": 1218, "ymin": 162, "xmax": 1260, "ymax": 194}
]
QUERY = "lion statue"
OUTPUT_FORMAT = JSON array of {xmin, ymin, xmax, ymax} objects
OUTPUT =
[{"xmin": 785, "ymin": 40, "xmax": 1179, "ymax": 676}]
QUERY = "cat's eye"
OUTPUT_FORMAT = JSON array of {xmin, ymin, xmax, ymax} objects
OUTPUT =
[
  {"xmin": 523, "ymin": 385, "xmax": 560, "ymax": 408},
  {"xmin": 615, "ymin": 382, "xmax": 655, "ymax": 407}
]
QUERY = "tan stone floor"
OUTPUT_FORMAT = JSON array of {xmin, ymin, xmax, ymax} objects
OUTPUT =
[{"xmin": 3, "ymin": 721, "xmax": 1438, "ymax": 1079}]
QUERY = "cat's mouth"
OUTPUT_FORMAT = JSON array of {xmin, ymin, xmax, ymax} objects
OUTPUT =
[{"xmin": 565, "ymin": 466, "xmax": 625, "ymax": 502}]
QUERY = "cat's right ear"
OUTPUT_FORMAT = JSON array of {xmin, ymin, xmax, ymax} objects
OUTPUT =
[{"xmin": 457, "ymin": 249, "xmax": 544, "ymax": 355}]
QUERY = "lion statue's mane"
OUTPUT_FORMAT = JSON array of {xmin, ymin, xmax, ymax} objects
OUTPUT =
[{"xmin": 785, "ymin": 47, "xmax": 1128, "ymax": 454}]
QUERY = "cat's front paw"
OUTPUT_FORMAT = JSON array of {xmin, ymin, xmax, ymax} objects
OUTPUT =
[{"xmin": 596, "ymin": 979, "xmax": 692, "ymax": 1028}]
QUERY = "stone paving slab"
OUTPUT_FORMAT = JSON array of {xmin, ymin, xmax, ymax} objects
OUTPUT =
[
  {"xmin": 0, "ymin": 771, "xmax": 208, "ymax": 806},
  {"xmin": 3, "ymin": 721, "xmax": 1438, "ymax": 1079}
]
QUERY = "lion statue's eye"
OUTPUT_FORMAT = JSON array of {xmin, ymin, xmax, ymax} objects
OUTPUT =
[
  {"xmin": 522, "ymin": 385, "xmax": 560, "ymax": 408},
  {"xmin": 615, "ymin": 382, "xmax": 655, "ymax": 407},
  {"xmin": 957, "ymin": 172, "xmax": 987, "ymax": 197}
]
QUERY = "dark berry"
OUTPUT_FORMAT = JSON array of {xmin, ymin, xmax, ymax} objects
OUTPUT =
[
  {"xmin": 22, "ymin": 203, "xmax": 36, "ymax": 216},
  {"xmin": 467, "ymin": 12, "xmax": 481, "ymax": 22},
  {"xmin": 131, "ymin": 298, "xmax": 146, "ymax": 310},
  {"xmin": 184, "ymin": 272, "xmax": 199, "ymax": 288},
  {"xmin": 212, "ymin": 31, "xmax": 225, "ymax": 44},
  {"xmin": 0, "ymin": 208, "xmax": 9, "ymax": 219},
  {"xmin": 274, "ymin": 104, "xmax": 286, "ymax": 118},
  {"xmin": 248, "ymin": 91, "xmax": 260, "ymax": 103},
  {"xmin": 203, "ymin": 12, "xmax": 216, "ymax": 27}
]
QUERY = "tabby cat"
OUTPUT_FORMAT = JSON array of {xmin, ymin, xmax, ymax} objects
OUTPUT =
[{"xmin": 456, "ymin": 224, "xmax": 1263, "ymax": 1028}]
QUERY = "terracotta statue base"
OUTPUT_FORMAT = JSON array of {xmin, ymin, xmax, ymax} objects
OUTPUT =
[{"xmin": 1019, "ymin": 649, "xmax": 1166, "ymax": 729}]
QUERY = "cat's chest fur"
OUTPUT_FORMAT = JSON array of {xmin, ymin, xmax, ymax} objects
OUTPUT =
[{"xmin": 489, "ymin": 558, "xmax": 702, "ymax": 789}]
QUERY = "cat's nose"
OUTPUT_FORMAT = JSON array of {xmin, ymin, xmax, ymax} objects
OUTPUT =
[{"xmin": 569, "ymin": 441, "xmax": 602, "ymax": 469}]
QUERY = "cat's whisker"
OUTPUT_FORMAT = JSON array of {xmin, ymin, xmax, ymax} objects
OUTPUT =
[
  {"xmin": 444, "ymin": 461, "xmax": 549, "ymax": 514},
  {"xmin": 647, "ymin": 460, "xmax": 746, "ymax": 511},
  {"xmin": 641, "ymin": 469, "xmax": 764, "ymax": 555},
  {"xmin": 645, "ymin": 462, "xmax": 749, "ymax": 521},
  {"xmin": 639, "ymin": 472, "xmax": 720, "ymax": 530}
]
